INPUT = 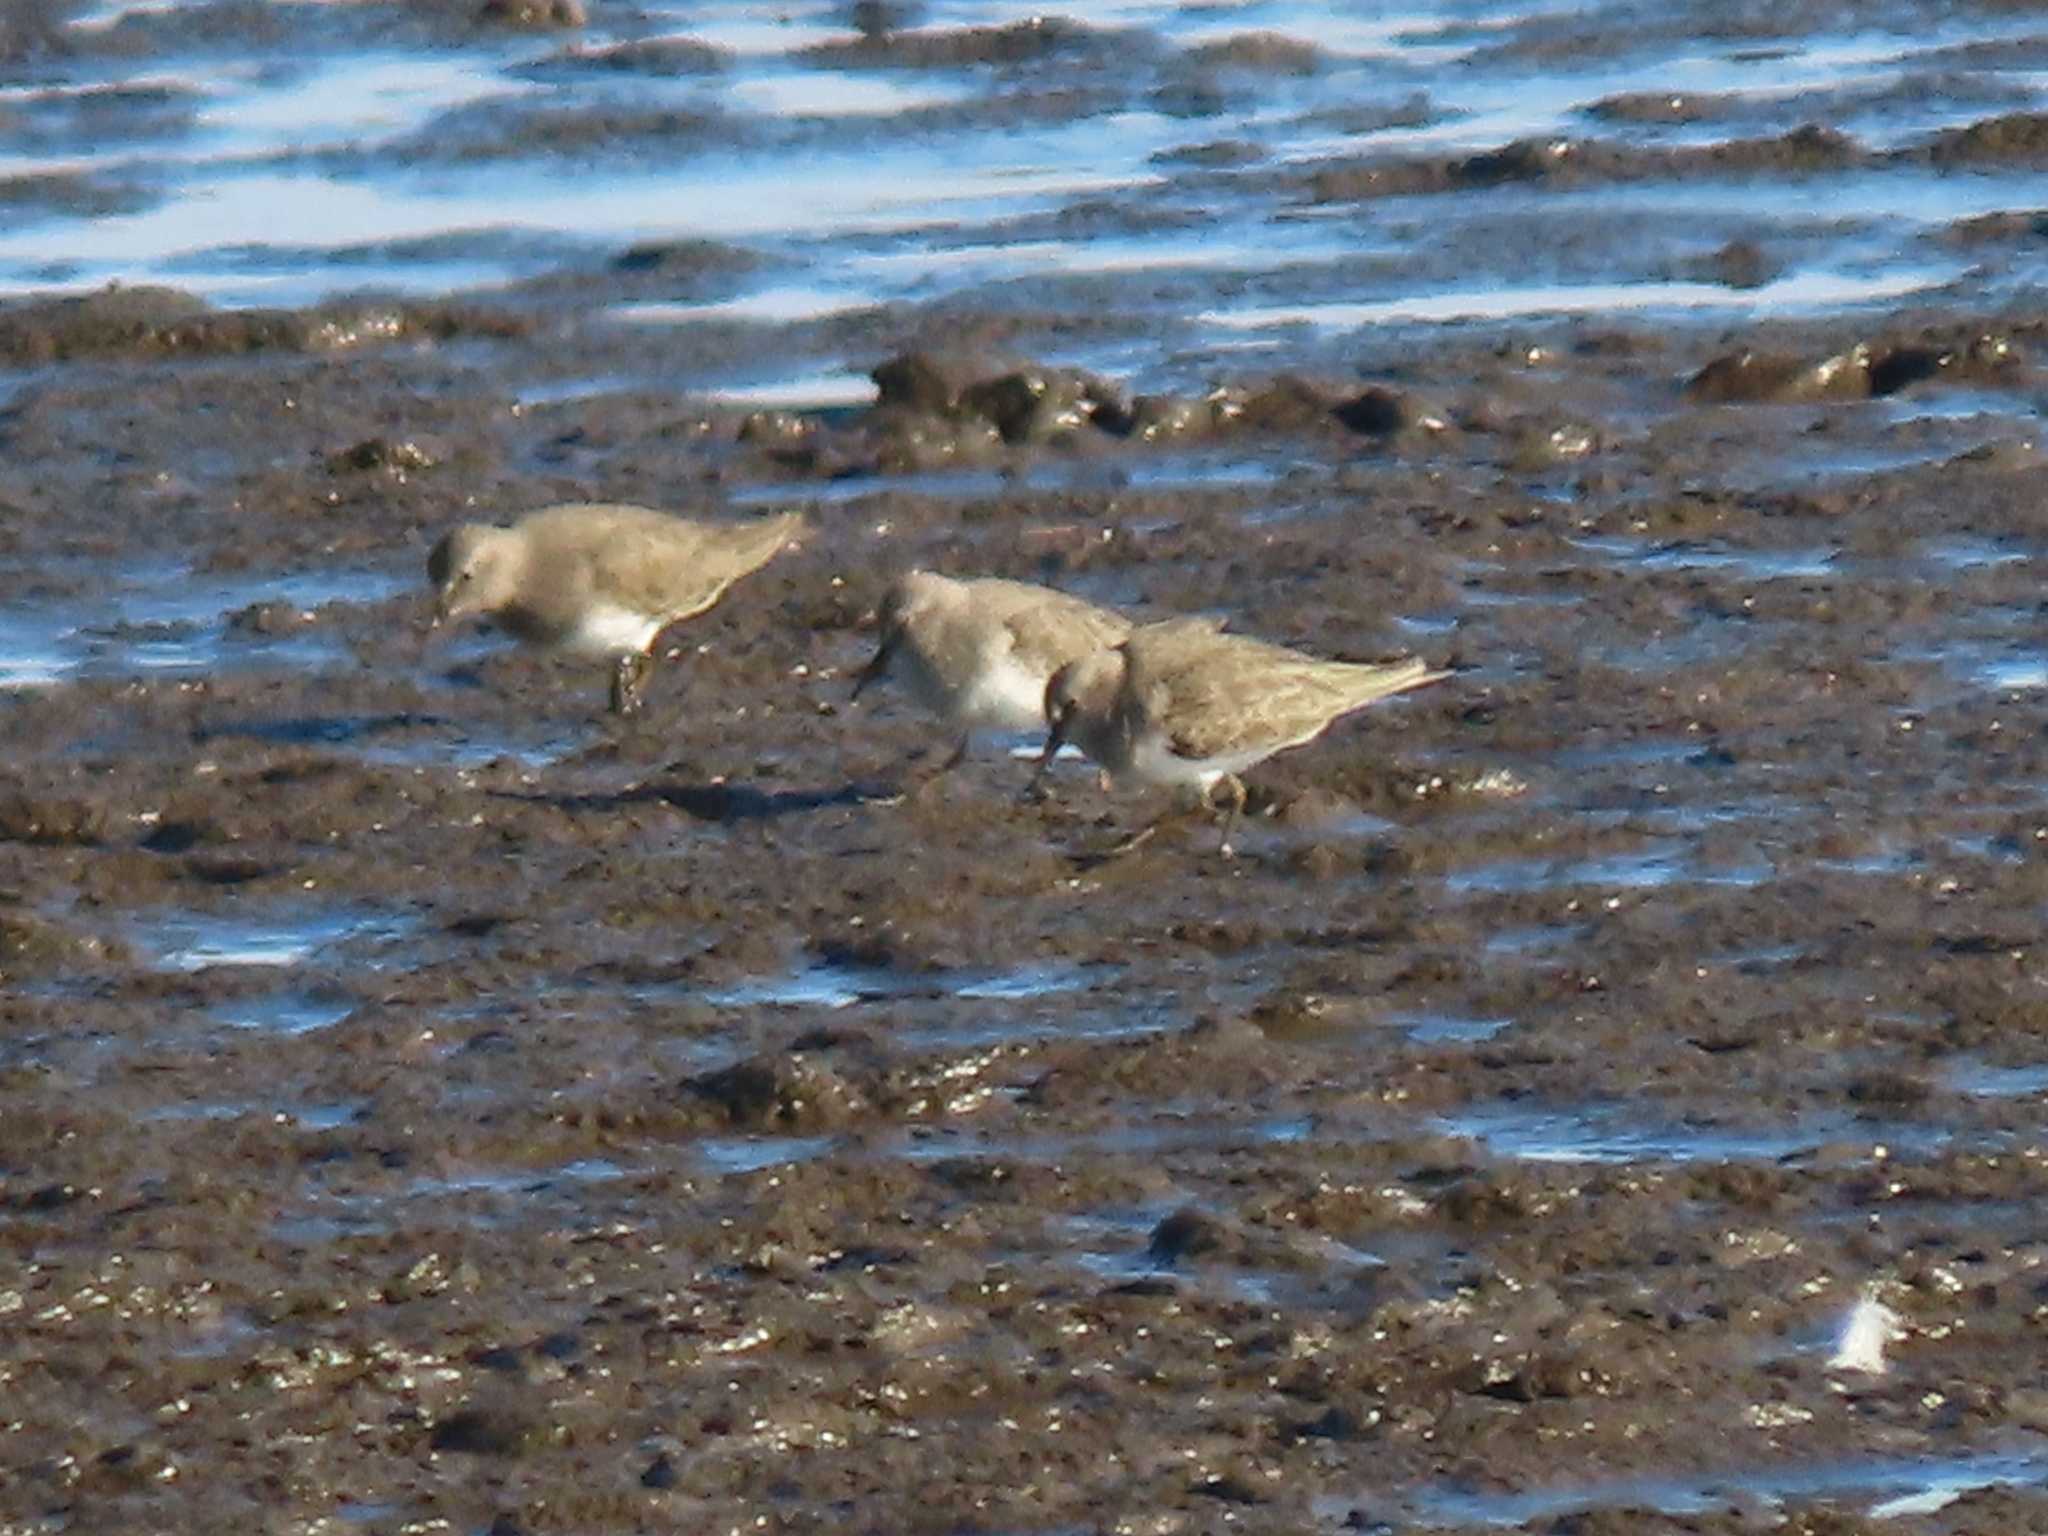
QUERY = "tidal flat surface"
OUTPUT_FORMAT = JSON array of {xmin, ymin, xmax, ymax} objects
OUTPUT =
[{"xmin": 4, "ymin": 1, "xmax": 2048, "ymax": 1532}]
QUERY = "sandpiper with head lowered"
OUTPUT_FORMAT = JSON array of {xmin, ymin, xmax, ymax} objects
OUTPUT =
[
  {"xmin": 852, "ymin": 571, "xmax": 1132, "ymax": 784},
  {"xmin": 1034, "ymin": 616, "xmax": 1446, "ymax": 853},
  {"xmin": 427, "ymin": 502, "xmax": 804, "ymax": 714}
]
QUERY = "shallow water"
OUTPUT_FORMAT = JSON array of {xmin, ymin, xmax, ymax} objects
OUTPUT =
[
  {"xmin": 10, "ymin": 0, "xmax": 2047, "ymax": 376},
  {"xmin": 1393, "ymin": 1448, "xmax": 2048, "ymax": 1527},
  {"xmin": 0, "ymin": 564, "xmax": 402, "ymax": 688},
  {"xmin": 137, "ymin": 905, "xmax": 414, "ymax": 972}
]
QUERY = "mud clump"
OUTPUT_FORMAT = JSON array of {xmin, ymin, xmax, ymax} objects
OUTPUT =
[
  {"xmin": 1181, "ymin": 31, "xmax": 1324, "ymax": 74},
  {"xmin": 0, "ymin": 286, "xmax": 530, "ymax": 365},
  {"xmin": 1686, "ymin": 344, "xmax": 1879, "ymax": 404},
  {"xmin": 476, "ymin": 0, "xmax": 584, "ymax": 28},
  {"xmin": 1333, "ymin": 383, "xmax": 1450, "ymax": 438},
  {"xmin": 0, "ymin": 910, "xmax": 123, "ymax": 975},
  {"xmin": 324, "ymin": 436, "xmax": 441, "ymax": 475},
  {"xmin": 871, "ymin": 349, "xmax": 1026, "ymax": 415},
  {"xmin": 683, "ymin": 1050, "xmax": 874, "ymax": 1130},
  {"xmin": 0, "ymin": 170, "xmax": 150, "ymax": 220},
  {"xmin": 1146, "ymin": 1206, "xmax": 1233, "ymax": 1263},
  {"xmin": 0, "ymin": 790, "xmax": 105, "ymax": 845},
  {"xmin": 802, "ymin": 17, "xmax": 1136, "ymax": 69},
  {"xmin": 1686, "ymin": 331, "xmax": 2022, "ymax": 403},
  {"xmin": 1127, "ymin": 390, "xmax": 1241, "ymax": 440},
  {"xmin": 1690, "ymin": 238, "xmax": 1778, "ymax": 290},
  {"xmin": 1306, "ymin": 124, "xmax": 1864, "ymax": 203},
  {"xmin": 1584, "ymin": 90, "xmax": 1725, "ymax": 123},
  {"xmin": 553, "ymin": 37, "xmax": 728, "ymax": 74},
  {"xmin": 1927, "ymin": 110, "xmax": 2048, "ymax": 163},
  {"xmin": 870, "ymin": 351, "xmax": 1129, "ymax": 444},
  {"xmin": 429, "ymin": 1402, "xmax": 545, "ymax": 1456}
]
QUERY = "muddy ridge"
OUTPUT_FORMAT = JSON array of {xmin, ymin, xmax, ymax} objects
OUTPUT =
[{"xmin": 4, "ymin": 2, "xmax": 2048, "ymax": 1533}]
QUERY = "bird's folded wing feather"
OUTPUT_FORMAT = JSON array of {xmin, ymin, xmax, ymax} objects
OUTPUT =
[
  {"xmin": 588, "ymin": 514, "xmax": 796, "ymax": 622},
  {"xmin": 1152, "ymin": 635, "xmax": 1431, "ymax": 763},
  {"xmin": 1158, "ymin": 657, "xmax": 1355, "ymax": 761},
  {"xmin": 1001, "ymin": 596, "xmax": 1131, "ymax": 669}
]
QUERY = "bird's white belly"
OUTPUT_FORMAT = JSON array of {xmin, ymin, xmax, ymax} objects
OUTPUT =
[
  {"xmin": 557, "ymin": 602, "xmax": 663, "ymax": 658},
  {"xmin": 954, "ymin": 650, "xmax": 1052, "ymax": 733},
  {"xmin": 1126, "ymin": 729, "xmax": 1227, "ymax": 792},
  {"xmin": 902, "ymin": 647, "xmax": 1047, "ymax": 733}
]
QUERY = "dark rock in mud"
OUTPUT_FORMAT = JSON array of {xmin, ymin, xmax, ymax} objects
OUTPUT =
[
  {"xmin": 871, "ymin": 349, "xmax": 1021, "ymax": 415},
  {"xmin": 429, "ymin": 1402, "xmax": 543, "ymax": 1456},
  {"xmin": 862, "ymin": 350, "xmax": 1136, "ymax": 453},
  {"xmin": 868, "ymin": 352, "xmax": 1138, "ymax": 442},
  {"xmin": 1147, "ymin": 1206, "xmax": 1231, "ymax": 1264},
  {"xmin": 325, "ymin": 436, "xmax": 440, "ymax": 475},
  {"xmin": 960, "ymin": 366, "xmax": 1125, "ymax": 443},
  {"xmin": 1335, "ymin": 384, "xmax": 1449, "ymax": 438},
  {"xmin": 684, "ymin": 1051, "xmax": 872, "ymax": 1129}
]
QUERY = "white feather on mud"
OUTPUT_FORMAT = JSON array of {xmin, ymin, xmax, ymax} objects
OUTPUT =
[{"xmin": 1827, "ymin": 1287, "xmax": 1904, "ymax": 1375}]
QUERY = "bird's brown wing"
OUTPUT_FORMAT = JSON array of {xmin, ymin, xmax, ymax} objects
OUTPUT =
[
  {"xmin": 587, "ymin": 509, "xmax": 802, "ymax": 625},
  {"xmin": 998, "ymin": 588, "xmax": 1133, "ymax": 673},
  {"xmin": 1141, "ymin": 630, "xmax": 1434, "ymax": 763}
]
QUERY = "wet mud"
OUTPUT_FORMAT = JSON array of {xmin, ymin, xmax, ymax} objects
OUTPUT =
[{"xmin": 5, "ymin": 2, "xmax": 2048, "ymax": 1533}]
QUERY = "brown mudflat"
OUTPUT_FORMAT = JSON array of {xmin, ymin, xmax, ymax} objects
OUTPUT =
[{"xmin": 4, "ymin": 3, "xmax": 2048, "ymax": 1533}]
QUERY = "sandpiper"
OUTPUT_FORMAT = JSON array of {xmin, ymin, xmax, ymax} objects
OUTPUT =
[
  {"xmin": 852, "ymin": 571, "xmax": 1131, "ymax": 780},
  {"xmin": 427, "ymin": 502, "xmax": 803, "ymax": 714},
  {"xmin": 1034, "ymin": 616, "xmax": 1445, "ymax": 853}
]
